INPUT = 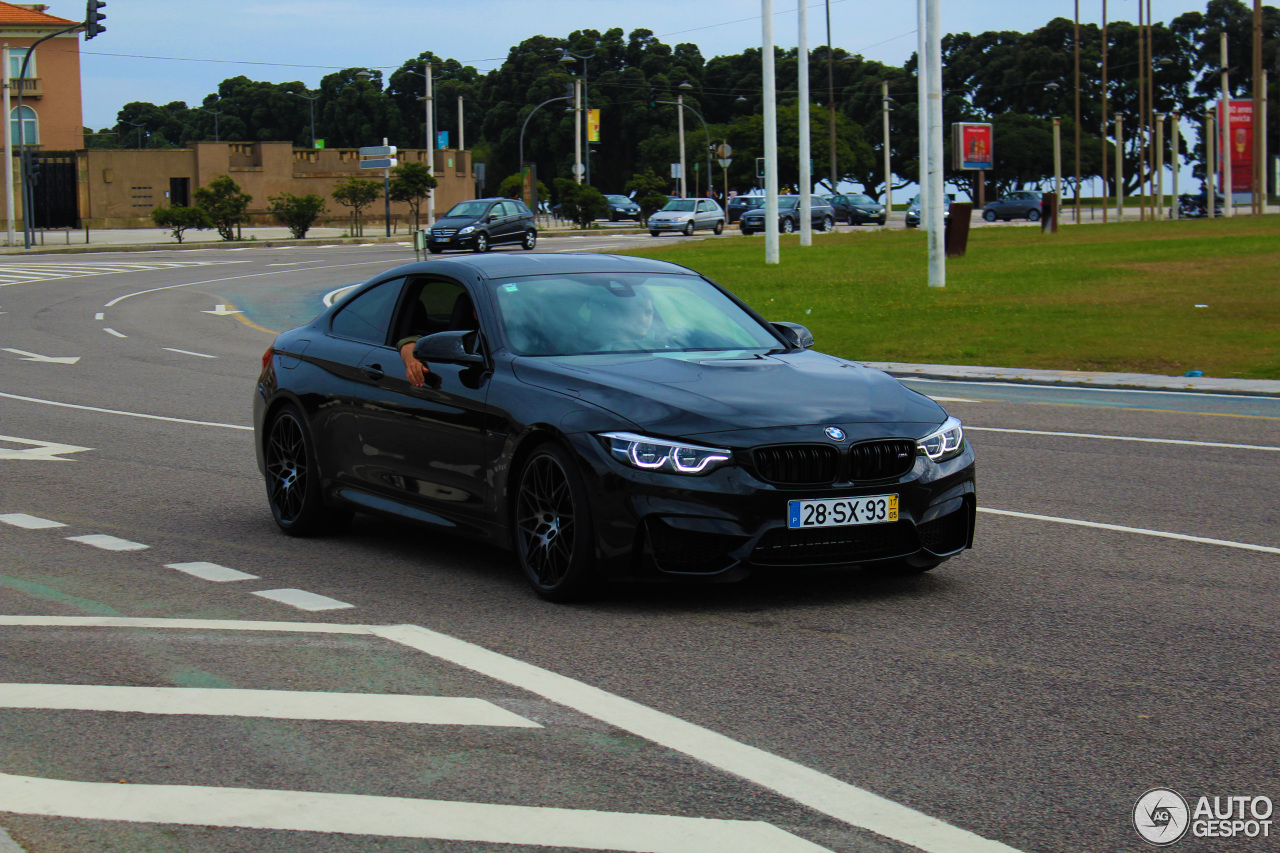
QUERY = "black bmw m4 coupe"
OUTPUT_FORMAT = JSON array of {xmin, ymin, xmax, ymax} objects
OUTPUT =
[{"xmin": 254, "ymin": 253, "xmax": 975, "ymax": 600}]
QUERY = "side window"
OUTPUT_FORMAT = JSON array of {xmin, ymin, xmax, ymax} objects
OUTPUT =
[
  {"xmin": 330, "ymin": 277, "xmax": 405, "ymax": 345},
  {"xmin": 394, "ymin": 279, "xmax": 467, "ymax": 341},
  {"xmin": 501, "ymin": 201, "xmax": 520, "ymax": 217}
]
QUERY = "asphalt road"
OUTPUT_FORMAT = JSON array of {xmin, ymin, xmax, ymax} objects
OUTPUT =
[{"xmin": 1, "ymin": 239, "xmax": 1276, "ymax": 853}]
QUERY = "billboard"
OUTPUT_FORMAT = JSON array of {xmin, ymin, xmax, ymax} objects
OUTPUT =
[
  {"xmin": 953, "ymin": 122, "xmax": 994, "ymax": 170},
  {"xmin": 1219, "ymin": 99, "xmax": 1254, "ymax": 194},
  {"xmin": 587, "ymin": 109, "xmax": 601, "ymax": 143}
]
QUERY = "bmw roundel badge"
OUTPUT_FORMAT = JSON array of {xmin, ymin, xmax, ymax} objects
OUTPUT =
[{"xmin": 824, "ymin": 426, "xmax": 846, "ymax": 441}]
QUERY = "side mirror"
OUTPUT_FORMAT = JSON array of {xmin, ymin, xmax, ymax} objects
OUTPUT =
[
  {"xmin": 413, "ymin": 330, "xmax": 484, "ymax": 366},
  {"xmin": 772, "ymin": 321, "xmax": 814, "ymax": 349}
]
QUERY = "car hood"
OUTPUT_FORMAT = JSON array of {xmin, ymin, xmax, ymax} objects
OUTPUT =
[
  {"xmin": 512, "ymin": 350, "xmax": 945, "ymax": 437},
  {"xmin": 432, "ymin": 215, "xmax": 481, "ymax": 229}
]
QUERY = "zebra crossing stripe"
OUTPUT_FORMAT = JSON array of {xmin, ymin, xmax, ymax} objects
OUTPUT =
[
  {"xmin": 0, "ymin": 772, "xmax": 831, "ymax": 852},
  {"xmin": 0, "ymin": 685, "xmax": 541, "ymax": 727}
]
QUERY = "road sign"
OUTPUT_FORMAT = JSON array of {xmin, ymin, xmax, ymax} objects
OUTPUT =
[
  {"xmin": 358, "ymin": 145, "xmax": 397, "ymax": 157},
  {"xmin": 359, "ymin": 158, "xmax": 398, "ymax": 170},
  {"xmin": 718, "ymin": 158, "xmax": 732, "ymax": 169},
  {"xmin": 716, "ymin": 143, "xmax": 732, "ymax": 158}
]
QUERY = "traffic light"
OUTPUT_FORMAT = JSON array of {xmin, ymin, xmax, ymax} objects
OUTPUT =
[
  {"xmin": 85, "ymin": 0, "xmax": 106, "ymax": 40},
  {"xmin": 648, "ymin": 87, "xmax": 656, "ymax": 108}
]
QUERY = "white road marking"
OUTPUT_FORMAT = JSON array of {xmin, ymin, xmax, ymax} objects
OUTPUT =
[
  {"xmin": 103, "ymin": 260, "xmax": 395, "ymax": 308},
  {"xmin": 103, "ymin": 327, "xmax": 126, "ymax": 338},
  {"xmin": 2, "ymin": 348, "xmax": 80, "ymax": 364},
  {"xmin": 252, "ymin": 588, "xmax": 355, "ymax": 611},
  {"xmin": 0, "ymin": 685, "xmax": 541, "ymax": 727},
  {"xmin": 928, "ymin": 396, "xmax": 980, "ymax": 403},
  {"xmin": 0, "ymin": 260, "xmax": 238, "ymax": 289},
  {"xmin": 94, "ymin": 312, "xmax": 104, "ymax": 320},
  {"xmin": 978, "ymin": 507, "xmax": 1280, "ymax": 555},
  {"xmin": 372, "ymin": 625, "xmax": 1024, "ymax": 853},
  {"xmin": 64, "ymin": 534, "xmax": 148, "ymax": 552},
  {"xmin": 164, "ymin": 561, "xmax": 258, "ymax": 582},
  {"xmin": 0, "ymin": 436, "xmax": 91, "ymax": 462},
  {"xmin": 162, "ymin": 347, "xmax": 218, "ymax": 359},
  {"xmin": 0, "ymin": 391, "xmax": 251, "ymax": 430},
  {"xmin": 0, "ymin": 772, "xmax": 828, "ymax": 852},
  {"xmin": 0, "ymin": 616, "xmax": 1027, "ymax": 853},
  {"xmin": 968, "ymin": 426, "xmax": 1280, "ymax": 452},
  {"xmin": 201, "ymin": 304, "xmax": 242, "ymax": 316},
  {"xmin": 0, "ymin": 513, "xmax": 66, "ymax": 529},
  {"xmin": 901, "ymin": 376, "xmax": 1274, "ymax": 401}
]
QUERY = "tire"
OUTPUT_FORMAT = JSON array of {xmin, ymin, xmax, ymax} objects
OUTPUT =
[
  {"xmin": 1027, "ymin": 209, "xmax": 1041, "ymax": 222},
  {"xmin": 683, "ymin": 220, "xmax": 695, "ymax": 236},
  {"xmin": 522, "ymin": 230, "xmax": 537, "ymax": 250},
  {"xmin": 513, "ymin": 444, "xmax": 598, "ymax": 601},
  {"xmin": 982, "ymin": 209, "xmax": 997, "ymax": 222},
  {"xmin": 263, "ymin": 405, "xmax": 352, "ymax": 537},
  {"xmin": 741, "ymin": 227, "xmax": 754, "ymax": 235},
  {"xmin": 781, "ymin": 218, "xmax": 795, "ymax": 234},
  {"xmin": 650, "ymin": 230, "xmax": 661, "ymax": 237},
  {"xmin": 819, "ymin": 215, "xmax": 833, "ymax": 232},
  {"xmin": 474, "ymin": 232, "xmax": 489, "ymax": 253},
  {"xmin": 713, "ymin": 220, "xmax": 724, "ymax": 235},
  {"xmin": 427, "ymin": 247, "xmax": 443, "ymax": 254}
]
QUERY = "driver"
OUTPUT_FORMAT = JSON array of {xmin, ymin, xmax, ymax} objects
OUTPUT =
[{"xmin": 595, "ymin": 293, "xmax": 655, "ymax": 351}]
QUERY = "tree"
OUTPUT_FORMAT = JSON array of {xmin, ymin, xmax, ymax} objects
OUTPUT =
[
  {"xmin": 331, "ymin": 177, "xmax": 382, "ymax": 236},
  {"xmin": 150, "ymin": 205, "xmax": 210, "ymax": 243},
  {"xmin": 267, "ymin": 192, "xmax": 327, "ymax": 238},
  {"xmin": 388, "ymin": 161, "xmax": 438, "ymax": 231},
  {"xmin": 193, "ymin": 175, "xmax": 252, "ymax": 241},
  {"xmin": 625, "ymin": 168, "xmax": 669, "ymax": 221},
  {"xmin": 552, "ymin": 179, "xmax": 608, "ymax": 227},
  {"xmin": 499, "ymin": 172, "xmax": 550, "ymax": 209}
]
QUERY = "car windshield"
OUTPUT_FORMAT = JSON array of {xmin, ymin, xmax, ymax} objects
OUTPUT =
[
  {"xmin": 661, "ymin": 199, "xmax": 697, "ymax": 212},
  {"xmin": 778, "ymin": 197, "xmax": 800, "ymax": 209},
  {"xmin": 444, "ymin": 201, "xmax": 491, "ymax": 218},
  {"xmin": 606, "ymin": 195, "xmax": 630, "ymax": 203},
  {"xmin": 848, "ymin": 195, "xmax": 874, "ymax": 204},
  {"xmin": 490, "ymin": 273, "xmax": 782, "ymax": 356}
]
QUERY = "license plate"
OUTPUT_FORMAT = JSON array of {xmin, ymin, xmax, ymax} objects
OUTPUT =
[{"xmin": 787, "ymin": 495, "xmax": 898, "ymax": 529}]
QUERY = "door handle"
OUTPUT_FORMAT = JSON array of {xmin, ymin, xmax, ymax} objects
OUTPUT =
[{"xmin": 362, "ymin": 364, "xmax": 384, "ymax": 380}]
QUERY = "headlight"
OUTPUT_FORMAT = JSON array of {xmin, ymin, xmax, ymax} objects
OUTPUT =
[
  {"xmin": 459, "ymin": 225, "xmax": 476, "ymax": 235},
  {"xmin": 918, "ymin": 416, "xmax": 964, "ymax": 462},
  {"xmin": 601, "ymin": 432, "xmax": 732, "ymax": 475}
]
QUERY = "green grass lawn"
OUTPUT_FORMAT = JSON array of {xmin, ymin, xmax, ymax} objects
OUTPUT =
[{"xmin": 620, "ymin": 217, "xmax": 1280, "ymax": 380}]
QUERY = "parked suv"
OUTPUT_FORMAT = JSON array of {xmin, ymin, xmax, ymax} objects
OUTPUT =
[
  {"xmin": 427, "ymin": 198, "xmax": 537, "ymax": 253},
  {"xmin": 726, "ymin": 193, "xmax": 765, "ymax": 224},
  {"xmin": 648, "ymin": 198, "xmax": 726, "ymax": 236},
  {"xmin": 739, "ymin": 195, "xmax": 835, "ymax": 234}
]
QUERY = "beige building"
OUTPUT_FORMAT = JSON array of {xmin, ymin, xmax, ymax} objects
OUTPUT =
[{"xmin": 79, "ymin": 142, "xmax": 477, "ymax": 230}]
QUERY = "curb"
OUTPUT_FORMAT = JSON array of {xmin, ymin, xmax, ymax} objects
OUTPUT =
[{"xmin": 867, "ymin": 363, "xmax": 1280, "ymax": 398}]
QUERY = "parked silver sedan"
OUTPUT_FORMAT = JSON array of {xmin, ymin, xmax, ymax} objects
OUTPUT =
[{"xmin": 648, "ymin": 198, "xmax": 726, "ymax": 236}]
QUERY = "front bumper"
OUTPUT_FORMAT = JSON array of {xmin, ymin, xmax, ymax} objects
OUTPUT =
[
  {"xmin": 427, "ymin": 232, "xmax": 480, "ymax": 250},
  {"xmin": 564, "ymin": 432, "xmax": 977, "ymax": 583},
  {"xmin": 648, "ymin": 219, "xmax": 694, "ymax": 233}
]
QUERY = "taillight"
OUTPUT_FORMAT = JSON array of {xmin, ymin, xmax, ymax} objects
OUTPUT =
[{"xmin": 261, "ymin": 346, "xmax": 275, "ymax": 372}]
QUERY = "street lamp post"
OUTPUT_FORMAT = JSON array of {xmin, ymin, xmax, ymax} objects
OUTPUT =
[
  {"xmin": 197, "ymin": 105, "xmax": 222, "ymax": 142},
  {"xmin": 882, "ymin": 83, "xmax": 895, "ymax": 221},
  {"xmin": 286, "ymin": 89, "xmax": 320, "ymax": 149},
  {"xmin": 519, "ymin": 93, "xmax": 573, "ymax": 214},
  {"xmin": 659, "ymin": 87, "xmax": 713, "ymax": 200},
  {"xmin": 559, "ymin": 48, "xmax": 594, "ymax": 185},
  {"xmin": 125, "ymin": 119, "xmax": 145, "ymax": 149},
  {"xmin": 401, "ymin": 63, "xmax": 437, "ymax": 225}
]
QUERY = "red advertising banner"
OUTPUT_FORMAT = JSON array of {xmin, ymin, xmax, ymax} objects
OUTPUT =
[
  {"xmin": 1219, "ymin": 99, "xmax": 1254, "ymax": 194},
  {"xmin": 953, "ymin": 123, "xmax": 993, "ymax": 170}
]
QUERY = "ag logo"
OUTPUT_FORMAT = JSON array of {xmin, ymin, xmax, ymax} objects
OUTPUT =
[{"xmin": 1134, "ymin": 788, "xmax": 1190, "ymax": 845}]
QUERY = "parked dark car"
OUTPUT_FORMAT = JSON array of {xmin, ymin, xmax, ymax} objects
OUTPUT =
[
  {"xmin": 603, "ymin": 194, "xmax": 642, "ymax": 222},
  {"xmin": 726, "ymin": 193, "xmax": 765, "ymax": 224},
  {"xmin": 254, "ymin": 253, "xmax": 976, "ymax": 600},
  {"xmin": 825, "ymin": 193, "xmax": 886, "ymax": 226},
  {"xmin": 427, "ymin": 198, "xmax": 537, "ymax": 253},
  {"xmin": 739, "ymin": 195, "xmax": 835, "ymax": 234},
  {"xmin": 904, "ymin": 194, "xmax": 954, "ymax": 228},
  {"xmin": 982, "ymin": 191, "xmax": 1044, "ymax": 222},
  {"xmin": 1176, "ymin": 192, "xmax": 1225, "ymax": 218}
]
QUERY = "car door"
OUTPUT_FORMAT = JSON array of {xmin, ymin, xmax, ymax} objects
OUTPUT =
[{"xmin": 349, "ymin": 276, "xmax": 496, "ymax": 528}]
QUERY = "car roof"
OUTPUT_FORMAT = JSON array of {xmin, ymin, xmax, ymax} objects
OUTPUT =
[{"xmin": 373, "ymin": 253, "xmax": 698, "ymax": 282}]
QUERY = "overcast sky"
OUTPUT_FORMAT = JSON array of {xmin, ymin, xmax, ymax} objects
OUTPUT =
[{"xmin": 67, "ymin": 1, "xmax": 1214, "ymax": 131}]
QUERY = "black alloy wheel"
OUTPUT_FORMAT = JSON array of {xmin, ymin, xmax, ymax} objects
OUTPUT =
[
  {"xmin": 474, "ymin": 232, "xmax": 490, "ymax": 253},
  {"xmin": 522, "ymin": 230, "xmax": 537, "ymax": 250},
  {"xmin": 264, "ymin": 405, "xmax": 351, "ymax": 536},
  {"xmin": 983, "ymin": 209, "xmax": 998, "ymax": 222},
  {"xmin": 683, "ymin": 220, "xmax": 695, "ymax": 236},
  {"xmin": 514, "ymin": 444, "xmax": 597, "ymax": 601}
]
